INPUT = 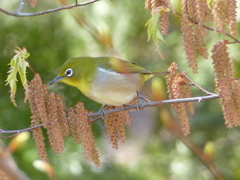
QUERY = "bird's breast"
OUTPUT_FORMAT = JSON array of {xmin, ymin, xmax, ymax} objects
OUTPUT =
[{"xmin": 83, "ymin": 68, "xmax": 145, "ymax": 106}]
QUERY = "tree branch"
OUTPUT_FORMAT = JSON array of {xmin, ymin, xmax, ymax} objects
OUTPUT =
[
  {"xmin": 89, "ymin": 94, "xmax": 219, "ymax": 122},
  {"xmin": 178, "ymin": 69, "xmax": 214, "ymax": 95},
  {"xmin": 0, "ymin": 0, "xmax": 101, "ymax": 17},
  {"xmin": 0, "ymin": 94, "xmax": 219, "ymax": 139},
  {"xmin": 0, "ymin": 124, "xmax": 43, "ymax": 139},
  {"xmin": 175, "ymin": 12, "xmax": 240, "ymax": 44},
  {"xmin": 16, "ymin": 0, "xmax": 27, "ymax": 14}
]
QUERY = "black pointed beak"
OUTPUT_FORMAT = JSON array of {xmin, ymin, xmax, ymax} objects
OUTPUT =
[{"xmin": 48, "ymin": 76, "xmax": 65, "ymax": 86}]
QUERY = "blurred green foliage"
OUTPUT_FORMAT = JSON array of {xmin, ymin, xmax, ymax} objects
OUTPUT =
[{"xmin": 0, "ymin": 0, "xmax": 240, "ymax": 179}]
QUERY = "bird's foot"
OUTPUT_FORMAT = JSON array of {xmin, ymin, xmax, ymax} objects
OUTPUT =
[
  {"xmin": 97, "ymin": 105, "xmax": 109, "ymax": 119},
  {"xmin": 136, "ymin": 91, "xmax": 149, "ymax": 110},
  {"xmin": 123, "ymin": 104, "xmax": 129, "ymax": 110},
  {"xmin": 139, "ymin": 95, "xmax": 150, "ymax": 103}
]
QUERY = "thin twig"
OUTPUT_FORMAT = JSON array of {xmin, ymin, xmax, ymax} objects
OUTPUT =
[
  {"xmin": 178, "ymin": 69, "xmax": 215, "ymax": 95},
  {"xmin": 17, "ymin": 0, "xmax": 27, "ymax": 14},
  {"xmin": 0, "ymin": 124, "xmax": 43, "ymax": 139},
  {"xmin": 25, "ymin": 59, "xmax": 37, "ymax": 75},
  {"xmin": 88, "ymin": 94, "xmax": 219, "ymax": 121},
  {"xmin": 0, "ymin": 0, "xmax": 101, "ymax": 17},
  {"xmin": 175, "ymin": 12, "xmax": 240, "ymax": 44},
  {"xmin": 0, "ymin": 132, "xmax": 20, "ymax": 139}
]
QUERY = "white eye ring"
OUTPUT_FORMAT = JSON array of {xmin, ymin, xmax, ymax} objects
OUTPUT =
[{"xmin": 65, "ymin": 68, "xmax": 73, "ymax": 77}]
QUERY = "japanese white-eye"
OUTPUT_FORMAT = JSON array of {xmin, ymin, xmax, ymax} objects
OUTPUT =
[{"xmin": 49, "ymin": 57, "xmax": 166, "ymax": 106}]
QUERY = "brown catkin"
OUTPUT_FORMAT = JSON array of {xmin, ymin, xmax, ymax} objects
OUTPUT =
[
  {"xmin": 29, "ymin": 74, "xmax": 49, "ymax": 128},
  {"xmin": 227, "ymin": 0, "xmax": 237, "ymax": 36},
  {"xmin": 176, "ymin": 103, "xmax": 190, "ymax": 136},
  {"xmin": 76, "ymin": 102, "xmax": 100, "ymax": 167},
  {"xmin": 145, "ymin": 0, "xmax": 152, "ymax": 9},
  {"xmin": 30, "ymin": 75, "xmax": 65, "ymax": 155},
  {"xmin": 29, "ymin": 74, "xmax": 48, "ymax": 162},
  {"xmin": 172, "ymin": 75, "xmax": 191, "ymax": 135},
  {"xmin": 183, "ymin": 0, "xmax": 213, "ymax": 23},
  {"xmin": 195, "ymin": 0, "xmax": 213, "ymax": 23},
  {"xmin": 180, "ymin": 0, "xmax": 213, "ymax": 72},
  {"xmin": 181, "ymin": 12, "xmax": 198, "ymax": 73},
  {"xmin": 160, "ymin": 12, "xmax": 169, "ymax": 35},
  {"xmin": 166, "ymin": 62, "xmax": 179, "ymax": 102},
  {"xmin": 194, "ymin": 24, "xmax": 208, "ymax": 59},
  {"xmin": 211, "ymin": 40, "xmax": 240, "ymax": 128},
  {"xmin": 113, "ymin": 113, "xmax": 126, "ymax": 143},
  {"xmin": 185, "ymin": 0, "xmax": 197, "ymax": 20},
  {"xmin": 232, "ymin": 80, "xmax": 240, "ymax": 126},
  {"xmin": 195, "ymin": 0, "xmax": 205, "ymax": 24},
  {"xmin": 145, "ymin": 0, "xmax": 171, "ymax": 35},
  {"xmin": 28, "ymin": 77, "xmax": 40, "ymax": 122},
  {"xmin": 29, "ymin": 0, "xmax": 37, "ymax": 7},
  {"xmin": 145, "ymin": 0, "xmax": 172, "ymax": 59},
  {"xmin": 55, "ymin": 95, "xmax": 69, "ymax": 138},
  {"xmin": 212, "ymin": 0, "xmax": 227, "ymax": 34},
  {"xmin": 120, "ymin": 110, "xmax": 131, "ymax": 127},
  {"xmin": 68, "ymin": 107, "xmax": 81, "ymax": 144},
  {"xmin": 104, "ymin": 111, "xmax": 119, "ymax": 149},
  {"xmin": 151, "ymin": 0, "xmax": 161, "ymax": 10},
  {"xmin": 166, "ymin": 63, "xmax": 193, "ymax": 135},
  {"xmin": 212, "ymin": 0, "xmax": 237, "ymax": 36},
  {"xmin": 47, "ymin": 93, "xmax": 65, "ymax": 154},
  {"xmin": 104, "ymin": 106, "xmax": 132, "ymax": 147},
  {"xmin": 156, "ymin": 0, "xmax": 170, "ymax": 35},
  {"xmin": 180, "ymin": 73, "xmax": 194, "ymax": 115},
  {"xmin": 32, "ymin": 122, "xmax": 48, "ymax": 162}
]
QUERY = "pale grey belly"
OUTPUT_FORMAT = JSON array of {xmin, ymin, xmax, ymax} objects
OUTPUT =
[{"xmin": 85, "ymin": 68, "xmax": 143, "ymax": 106}]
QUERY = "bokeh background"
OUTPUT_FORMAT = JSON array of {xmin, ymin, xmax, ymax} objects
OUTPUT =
[{"xmin": 1, "ymin": 0, "xmax": 240, "ymax": 179}]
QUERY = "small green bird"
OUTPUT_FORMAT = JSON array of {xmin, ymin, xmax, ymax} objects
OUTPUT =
[{"xmin": 49, "ymin": 57, "xmax": 167, "ymax": 107}]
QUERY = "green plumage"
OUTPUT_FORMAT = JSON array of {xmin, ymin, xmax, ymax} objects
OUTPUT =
[{"xmin": 49, "ymin": 57, "xmax": 157, "ymax": 106}]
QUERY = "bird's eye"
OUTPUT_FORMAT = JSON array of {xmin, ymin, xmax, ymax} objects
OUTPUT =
[{"xmin": 65, "ymin": 68, "xmax": 73, "ymax": 77}]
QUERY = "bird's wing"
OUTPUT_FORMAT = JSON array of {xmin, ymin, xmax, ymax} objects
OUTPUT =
[{"xmin": 99, "ymin": 57, "xmax": 152, "ymax": 74}]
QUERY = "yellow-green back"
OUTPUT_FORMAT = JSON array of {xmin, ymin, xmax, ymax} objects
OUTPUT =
[{"xmin": 58, "ymin": 57, "xmax": 153, "ymax": 89}]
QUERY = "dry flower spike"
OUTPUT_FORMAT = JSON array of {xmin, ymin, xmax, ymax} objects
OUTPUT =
[
  {"xmin": 76, "ymin": 102, "xmax": 100, "ymax": 167},
  {"xmin": 29, "ymin": 74, "xmax": 69, "ymax": 160},
  {"xmin": 211, "ymin": 0, "xmax": 237, "ymax": 36},
  {"xmin": 180, "ymin": 0, "xmax": 213, "ymax": 73},
  {"xmin": 166, "ymin": 63, "xmax": 194, "ymax": 135},
  {"xmin": 68, "ymin": 103, "xmax": 101, "ymax": 166},
  {"xmin": 29, "ymin": 74, "xmax": 48, "ymax": 162},
  {"xmin": 145, "ymin": 0, "xmax": 172, "ymax": 59},
  {"xmin": 29, "ymin": 0, "xmax": 38, "ymax": 7},
  {"xmin": 68, "ymin": 107, "xmax": 81, "ymax": 144},
  {"xmin": 104, "ymin": 106, "xmax": 132, "ymax": 149},
  {"xmin": 47, "ymin": 93, "xmax": 65, "ymax": 154},
  {"xmin": 211, "ymin": 40, "xmax": 240, "ymax": 128}
]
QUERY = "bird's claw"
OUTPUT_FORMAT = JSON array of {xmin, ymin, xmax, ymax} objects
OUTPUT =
[
  {"xmin": 97, "ymin": 105, "xmax": 108, "ymax": 119},
  {"xmin": 136, "ymin": 98, "xmax": 144, "ymax": 110},
  {"xmin": 136, "ymin": 91, "xmax": 148, "ymax": 110},
  {"xmin": 123, "ymin": 104, "xmax": 129, "ymax": 110}
]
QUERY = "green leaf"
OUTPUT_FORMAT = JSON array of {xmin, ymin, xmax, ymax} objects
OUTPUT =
[
  {"xmin": 145, "ymin": 12, "xmax": 165, "ymax": 43},
  {"xmin": 5, "ymin": 47, "xmax": 30, "ymax": 106},
  {"xmin": 156, "ymin": 30, "xmax": 165, "ymax": 43}
]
